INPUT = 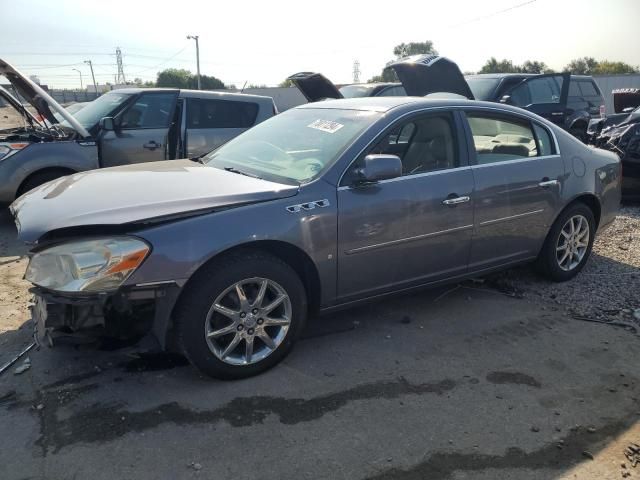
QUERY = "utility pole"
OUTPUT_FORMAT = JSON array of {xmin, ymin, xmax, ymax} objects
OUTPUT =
[
  {"xmin": 186, "ymin": 35, "xmax": 201, "ymax": 90},
  {"xmin": 115, "ymin": 47, "xmax": 126, "ymax": 84},
  {"xmin": 72, "ymin": 68, "xmax": 83, "ymax": 90},
  {"xmin": 84, "ymin": 60, "xmax": 98, "ymax": 94},
  {"xmin": 353, "ymin": 59, "xmax": 361, "ymax": 83}
]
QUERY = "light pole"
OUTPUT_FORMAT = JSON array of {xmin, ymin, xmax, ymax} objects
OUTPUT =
[
  {"xmin": 186, "ymin": 35, "xmax": 201, "ymax": 90},
  {"xmin": 72, "ymin": 68, "xmax": 83, "ymax": 90},
  {"xmin": 84, "ymin": 60, "xmax": 98, "ymax": 94}
]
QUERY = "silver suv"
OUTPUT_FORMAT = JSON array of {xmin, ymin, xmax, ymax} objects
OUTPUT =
[{"xmin": 0, "ymin": 59, "xmax": 276, "ymax": 202}]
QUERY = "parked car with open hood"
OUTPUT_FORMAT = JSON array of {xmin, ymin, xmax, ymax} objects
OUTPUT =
[
  {"xmin": 12, "ymin": 95, "xmax": 621, "ymax": 379},
  {"xmin": 0, "ymin": 59, "xmax": 276, "ymax": 202},
  {"xmin": 588, "ymin": 88, "xmax": 640, "ymax": 200},
  {"xmin": 290, "ymin": 55, "xmax": 604, "ymax": 142}
]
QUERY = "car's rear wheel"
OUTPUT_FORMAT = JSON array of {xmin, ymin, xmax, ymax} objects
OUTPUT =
[
  {"xmin": 536, "ymin": 202, "xmax": 596, "ymax": 281},
  {"xmin": 174, "ymin": 251, "xmax": 307, "ymax": 379},
  {"xmin": 17, "ymin": 169, "xmax": 73, "ymax": 197}
]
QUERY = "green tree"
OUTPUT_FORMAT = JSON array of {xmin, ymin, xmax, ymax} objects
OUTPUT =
[
  {"xmin": 156, "ymin": 68, "xmax": 192, "ymax": 88},
  {"xmin": 197, "ymin": 74, "xmax": 225, "ymax": 90},
  {"xmin": 593, "ymin": 60, "xmax": 638, "ymax": 74},
  {"xmin": 563, "ymin": 57, "xmax": 599, "ymax": 75},
  {"xmin": 479, "ymin": 57, "xmax": 521, "ymax": 74},
  {"xmin": 392, "ymin": 41, "xmax": 438, "ymax": 59},
  {"xmin": 520, "ymin": 60, "xmax": 554, "ymax": 74}
]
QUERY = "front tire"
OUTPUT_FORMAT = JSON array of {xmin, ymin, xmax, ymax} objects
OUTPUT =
[
  {"xmin": 174, "ymin": 251, "xmax": 307, "ymax": 380},
  {"xmin": 536, "ymin": 202, "xmax": 596, "ymax": 282}
]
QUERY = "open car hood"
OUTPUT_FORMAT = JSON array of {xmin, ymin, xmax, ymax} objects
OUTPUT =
[
  {"xmin": 613, "ymin": 89, "xmax": 640, "ymax": 114},
  {"xmin": 0, "ymin": 85, "xmax": 42, "ymax": 127},
  {"xmin": 0, "ymin": 59, "xmax": 90, "ymax": 138},
  {"xmin": 10, "ymin": 159, "xmax": 299, "ymax": 243},
  {"xmin": 287, "ymin": 72, "xmax": 343, "ymax": 103},
  {"xmin": 386, "ymin": 55, "xmax": 474, "ymax": 100}
]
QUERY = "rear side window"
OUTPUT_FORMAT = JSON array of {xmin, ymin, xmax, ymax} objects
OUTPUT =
[
  {"xmin": 467, "ymin": 113, "xmax": 538, "ymax": 164},
  {"xmin": 186, "ymin": 98, "xmax": 259, "ymax": 129},
  {"xmin": 533, "ymin": 123, "xmax": 555, "ymax": 156},
  {"xmin": 568, "ymin": 80, "xmax": 581, "ymax": 97},
  {"xmin": 578, "ymin": 80, "xmax": 599, "ymax": 97}
]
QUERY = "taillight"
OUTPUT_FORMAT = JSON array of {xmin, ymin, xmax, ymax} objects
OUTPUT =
[{"xmin": 599, "ymin": 105, "xmax": 606, "ymax": 118}]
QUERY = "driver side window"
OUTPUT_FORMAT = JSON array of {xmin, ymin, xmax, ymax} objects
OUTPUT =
[
  {"xmin": 510, "ymin": 76, "xmax": 564, "ymax": 107},
  {"xmin": 120, "ymin": 93, "xmax": 175, "ymax": 129}
]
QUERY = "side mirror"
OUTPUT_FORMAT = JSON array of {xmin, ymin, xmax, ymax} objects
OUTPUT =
[
  {"xmin": 499, "ymin": 95, "xmax": 512, "ymax": 104},
  {"xmin": 355, "ymin": 154, "xmax": 402, "ymax": 184},
  {"xmin": 99, "ymin": 116, "xmax": 115, "ymax": 131}
]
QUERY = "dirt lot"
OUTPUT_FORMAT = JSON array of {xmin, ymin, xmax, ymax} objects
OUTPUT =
[{"xmin": 1, "ymin": 207, "xmax": 640, "ymax": 480}]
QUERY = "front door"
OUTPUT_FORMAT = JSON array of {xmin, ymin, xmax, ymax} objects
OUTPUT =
[
  {"xmin": 100, "ymin": 91, "xmax": 178, "ymax": 167},
  {"xmin": 337, "ymin": 112, "xmax": 474, "ymax": 300},
  {"xmin": 463, "ymin": 110, "xmax": 565, "ymax": 270},
  {"xmin": 506, "ymin": 73, "xmax": 570, "ymax": 128}
]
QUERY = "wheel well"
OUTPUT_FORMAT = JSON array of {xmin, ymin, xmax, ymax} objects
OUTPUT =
[
  {"xmin": 569, "ymin": 194, "xmax": 601, "ymax": 228},
  {"xmin": 177, "ymin": 240, "xmax": 322, "ymax": 313},
  {"xmin": 570, "ymin": 119, "xmax": 588, "ymax": 131},
  {"xmin": 17, "ymin": 167, "xmax": 76, "ymax": 197}
]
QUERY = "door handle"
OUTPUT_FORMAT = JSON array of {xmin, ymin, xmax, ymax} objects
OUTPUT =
[
  {"xmin": 143, "ymin": 141, "xmax": 161, "ymax": 150},
  {"xmin": 551, "ymin": 112, "xmax": 564, "ymax": 116},
  {"xmin": 538, "ymin": 179, "xmax": 559, "ymax": 188},
  {"xmin": 442, "ymin": 195, "xmax": 470, "ymax": 206}
]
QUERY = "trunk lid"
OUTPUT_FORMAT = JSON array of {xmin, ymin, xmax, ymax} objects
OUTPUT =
[
  {"xmin": 11, "ymin": 159, "xmax": 299, "ymax": 243},
  {"xmin": 0, "ymin": 58, "xmax": 91, "ymax": 138},
  {"xmin": 287, "ymin": 72, "xmax": 343, "ymax": 103},
  {"xmin": 386, "ymin": 55, "xmax": 475, "ymax": 99}
]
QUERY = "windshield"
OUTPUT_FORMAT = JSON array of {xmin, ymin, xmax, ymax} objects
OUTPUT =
[
  {"xmin": 60, "ymin": 92, "xmax": 134, "ymax": 128},
  {"xmin": 465, "ymin": 77, "xmax": 501, "ymax": 101},
  {"xmin": 339, "ymin": 85, "xmax": 377, "ymax": 98},
  {"xmin": 204, "ymin": 108, "xmax": 380, "ymax": 184}
]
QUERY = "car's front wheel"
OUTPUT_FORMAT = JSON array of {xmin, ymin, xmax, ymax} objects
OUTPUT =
[
  {"xmin": 174, "ymin": 251, "xmax": 307, "ymax": 379},
  {"xmin": 536, "ymin": 202, "xmax": 596, "ymax": 282}
]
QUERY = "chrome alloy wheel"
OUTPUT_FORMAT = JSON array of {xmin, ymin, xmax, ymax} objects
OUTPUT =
[
  {"xmin": 204, "ymin": 277, "xmax": 292, "ymax": 365},
  {"xmin": 556, "ymin": 214, "xmax": 590, "ymax": 272}
]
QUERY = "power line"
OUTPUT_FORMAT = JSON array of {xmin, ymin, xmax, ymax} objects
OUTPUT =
[{"xmin": 449, "ymin": 0, "xmax": 537, "ymax": 28}]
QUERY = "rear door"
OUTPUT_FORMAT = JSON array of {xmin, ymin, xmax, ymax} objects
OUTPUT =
[
  {"xmin": 100, "ymin": 91, "xmax": 178, "ymax": 167},
  {"xmin": 336, "ymin": 111, "xmax": 474, "ymax": 299},
  {"xmin": 506, "ymin": 74, "xmax": 570, "ymax": 127},
  {"xmin": 184, "ymin": 97, "xmax": 260, "ymax": 158},
  {"xmin": 462, "ymin": 110, "xmax": 565, "ymax": 270}
]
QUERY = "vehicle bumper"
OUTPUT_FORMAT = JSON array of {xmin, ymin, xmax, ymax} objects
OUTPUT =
[{"xmin": 31, "ymin": 282, "xmax": 182, "ymax": 349}]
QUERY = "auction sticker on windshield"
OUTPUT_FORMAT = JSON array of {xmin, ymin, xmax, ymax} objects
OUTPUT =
[{"xmin": 307, "ymin": 119, "xmax": 344, "ymax": 133}]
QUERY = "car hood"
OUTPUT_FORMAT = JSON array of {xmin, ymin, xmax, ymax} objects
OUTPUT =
[
  {"xmin": 10, "ymin": 159, "xmax": 299, "ymax": 243},
  {"xmin": 386, "ymin": 55, "xmax": 475, "ymax": 99},
  {"xmin": 0, "ymin": 58, "xmax": 90, "ymax": 138},
  {"xmin": 0, "ymin": 86, "xmax": 42, "ymax": 128},
  {"xmin": 287, "ymin": 72, "xmax": 344, "ymax": 103}
]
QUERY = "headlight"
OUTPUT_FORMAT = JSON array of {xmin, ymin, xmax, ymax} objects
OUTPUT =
[
  {"xmin": 25, "ymin": 237, "xmax": 150, "ymax": 293},
  {"xmin": 0, "ymin": 142, "xmax": 29, "ymax": 161}
]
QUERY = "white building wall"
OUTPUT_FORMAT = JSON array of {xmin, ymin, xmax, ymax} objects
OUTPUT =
[{"xmin": 592, "ymin": 74, "xmax": 640, "ymax": 113}]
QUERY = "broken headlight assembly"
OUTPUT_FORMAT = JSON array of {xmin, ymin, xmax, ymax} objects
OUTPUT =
[
  {"xmin": 25, "ymin": 237, "xmax": 150, "ymax": 293},
  {"xmin": 0, "ymin": 142, "xmax": 29, "ymax": 161}
]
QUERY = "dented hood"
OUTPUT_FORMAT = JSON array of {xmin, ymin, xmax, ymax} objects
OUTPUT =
[
  {"xmin": 287, "ymin": 72, "xmax": 343, "ymax": 103},
  {"xmin": 10, "ymin": 159, "xmax": 299, "ymax": 243},
  {"xmin": 0, "ymin": 58, "xmax": 90, "ymax": 138},
  {"xmin": 387, "ymin": 55, "xmax": 474, "ymax": 99}
]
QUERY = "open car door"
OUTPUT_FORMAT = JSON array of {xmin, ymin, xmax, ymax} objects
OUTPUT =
[
  {"xmin": 287, "ymin": 72, "xmax": 343, "ymax": 103},
  {"xmin": 386, "ymin": 55, "xmax": 474, "ymax": 99},
  {"xmin": 501, "ymin": 73, "xmax": 570, "ymax": 128}
]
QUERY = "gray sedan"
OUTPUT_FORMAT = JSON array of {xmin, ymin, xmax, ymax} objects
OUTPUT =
[{"xmin": 12, "ymin": 97, "xmax": 621, "ymax": 379}]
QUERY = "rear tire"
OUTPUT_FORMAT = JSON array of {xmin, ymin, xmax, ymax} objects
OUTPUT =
[
  {"xmin": 17, "ymin": 170, "xmax": 72, "ymax": 197},
  {"xmin": 174, "ymin": 251, "xmax": 307, "ymax": 380},
  {"xmin": 536, "ymin": 202, "xmax": 596, "ymax": 282}
]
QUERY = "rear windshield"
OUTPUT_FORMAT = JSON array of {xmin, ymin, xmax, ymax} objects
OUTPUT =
[
  {"xmin": 339, "ymin": 85, "xmax": 378, "ymax": 98},
  {"xmin": 465, "ymin": 77, "xmax": 501, "ymax": 101},
  {"xmin": 204, "ymin": 108, "xmax": 380, "ymax": 184}
]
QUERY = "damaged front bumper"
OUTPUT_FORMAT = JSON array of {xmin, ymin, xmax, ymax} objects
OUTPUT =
[{"xmin": 31, "ymin": 282, "xmax": 181, "ymax": 349}]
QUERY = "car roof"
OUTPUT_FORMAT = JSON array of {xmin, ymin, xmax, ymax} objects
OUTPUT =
[
  {"xmin": 467, "ymin": 73, "xmax": 595, "ymax": 81},
  {"xmin": 103, "ymin": 87, "xmax": 272, "ymax": 101},
  {"xmin": 296, "ymin": 96, "xmax": 544, "ymax": 114}
]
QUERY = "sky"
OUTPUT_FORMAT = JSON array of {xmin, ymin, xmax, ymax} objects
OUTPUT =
[{"xmin": 1, "ymin": 0, "xmax": 639, "ymax": 89}]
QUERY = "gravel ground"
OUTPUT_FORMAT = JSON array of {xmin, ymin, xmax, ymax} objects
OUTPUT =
[{"xmin": 476, "ymin": 205, "xmax": 640, "ymax": 328}]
